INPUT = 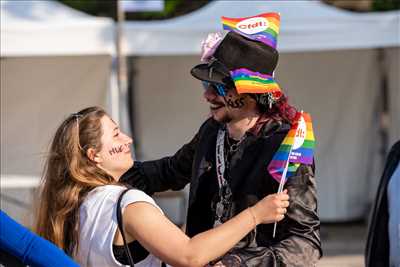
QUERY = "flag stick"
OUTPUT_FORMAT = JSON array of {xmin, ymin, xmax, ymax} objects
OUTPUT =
[
  {"xmin": 272, "ymin": 111, "xmax": 303, "ymax": 238},
  {"xmin": 272, "ymin": 147, "xmax": 291, "ymax": 238}
]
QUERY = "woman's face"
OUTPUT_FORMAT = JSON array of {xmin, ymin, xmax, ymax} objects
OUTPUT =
[{"xmin": 95, "ymin": 115, "xmax": 133, "ymax": 180}]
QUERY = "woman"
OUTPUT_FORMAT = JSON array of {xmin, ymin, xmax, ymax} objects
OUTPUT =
[{"xmin": 35, "ymin": 107, "xmax": 289, "ymax": 267}]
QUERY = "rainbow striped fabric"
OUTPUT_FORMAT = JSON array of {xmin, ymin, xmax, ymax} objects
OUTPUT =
[
  {"xmin": 268, "ymin": 112, "xmax": 315, "ymax": 183},
  {"xmin": 230, "ymin": 68, "xmax": 281, "ymax": 94},
  {"xmin": 221, "ymin": 13, "xmax": 280, "ymax": 49}
]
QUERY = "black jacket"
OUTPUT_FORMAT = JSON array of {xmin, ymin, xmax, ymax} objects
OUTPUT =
[
  {"xmin": 121, "ymin": 118, "xmax": 322, "ymax": 266},
  {"xmin": 365, "ymin": 140, "xmax": 400, "ymax": 267}
]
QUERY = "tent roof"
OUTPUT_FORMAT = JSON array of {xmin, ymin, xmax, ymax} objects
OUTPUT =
[
  {"xmin": 123, "ymin": 0, "xmax": 400, "ymax": 55},
  {"xmin": 2, "ymin": 0, "xmax": 399, "ymax": 57},
  {"xmin": 1, "ymin": 0, "xmax": 114, "ymax": 56}
]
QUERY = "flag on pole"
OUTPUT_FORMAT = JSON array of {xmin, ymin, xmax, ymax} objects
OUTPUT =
[{"xmin": 268, "ymin": 112, "xmax": 315, "ymax": 183}]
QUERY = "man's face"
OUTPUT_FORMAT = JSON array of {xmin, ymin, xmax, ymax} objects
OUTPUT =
[{"xmin": 202, "ymin": 82, "xmax": 256, "ymax": 123}]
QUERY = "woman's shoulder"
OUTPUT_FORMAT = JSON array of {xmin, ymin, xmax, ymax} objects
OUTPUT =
[
  {"xmin": 120, "ymin": 188, "xmax": 163, "ymax": 213},
  {"xmin": 85, "ymin": 184, "xmax": 150, "ymax": 200},
  {"xmin": 84, "ymin": 185, "xmax": 163, "ymax": 213},
  {"xmin": 85, "ymin": 184, "xmax": 126, "ymax": 200}
]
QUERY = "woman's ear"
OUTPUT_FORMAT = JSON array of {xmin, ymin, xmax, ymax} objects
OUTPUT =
[{"xmin": 86, "ymin": 148, "xmax": 102, "ymax": 163}]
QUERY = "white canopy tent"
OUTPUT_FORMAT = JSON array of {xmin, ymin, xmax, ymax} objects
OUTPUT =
[
  {"xmin": 122, "ymin": 0, "xmax": 400, "ymax": 221},
  {"xmin": 123, "ymin": 0, "xmax": 399, "ymax": 55},
  {"xmin": 0, "ymin": 0, "xmax": 115, "ymax": 223},
  {"xmin": 1, "ymin": 0, "xmax": 114, "ymax": 56}
]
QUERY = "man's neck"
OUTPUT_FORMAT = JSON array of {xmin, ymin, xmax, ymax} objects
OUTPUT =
[{"xmin": 226, "ymin": 111, "xmax": 260, "ymax": 140}]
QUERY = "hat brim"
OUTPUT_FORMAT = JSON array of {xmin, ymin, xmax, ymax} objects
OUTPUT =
[{"xmin": 190, "ymin": 63, "xmax": 230, "ymax": 85}]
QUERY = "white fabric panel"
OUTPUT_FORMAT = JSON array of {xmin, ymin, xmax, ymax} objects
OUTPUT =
[
  {"xmin": 132, "ymin": 55, "xmax": 209, "ymax": 160},
  {"xmin": 386, "ymin": 48, "xmax": 400, "ymax": 147},
  {"xmin": 277, "ymin": 49, "xmax": 379, "ymax": 221},
  {"xmin": 0, "ymin": 0, "xmax": 114, "ymax": 56},
  {"xmin": 0, "ymin": 56, "xmax": 111, "ymax": 177},
  {"xmin": 123, "ymin": 0, "xmax": 400, "ymax": 55}
]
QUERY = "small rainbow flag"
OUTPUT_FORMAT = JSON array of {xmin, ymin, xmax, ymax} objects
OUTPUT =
[
  {"xmin": 221, "ymin": 13, "xmax": 280, "ymax": 49},
  {"xmin": 268, "ymin": 112, "xmax": 315, "ymax": 183},
  {"xmin": 230, "ymin": 68, "xmax": 281, "ymax": 94}
]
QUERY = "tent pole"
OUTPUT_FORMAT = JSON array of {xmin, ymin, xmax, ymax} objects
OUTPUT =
[
  {"xmin": 116, "ymin": 0, "xmax": 127, "ymax": 100},
  {"xmin": 116, "ymin": 0, "xmax": 134, "ymax": 151}
]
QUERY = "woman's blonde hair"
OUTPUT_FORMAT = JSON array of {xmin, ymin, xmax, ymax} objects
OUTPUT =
[{"xmin": 35, "ymin": 106, "xmax": 115, "ymax": 255}]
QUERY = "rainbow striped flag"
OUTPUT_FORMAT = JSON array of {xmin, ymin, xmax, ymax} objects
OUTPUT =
[
  {"xmin": 230, "ymin": 68, "xmax": 281, "ymax": 94},
  {"xmin": 221, "ymin": 13, "xmax": 280, "ymax": 49},
  {"xmin": 268, "ymin": 112, "xmax": 315, "ymax": 183}
]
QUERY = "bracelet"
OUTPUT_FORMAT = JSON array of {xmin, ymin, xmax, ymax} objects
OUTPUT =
[{"xmin": 248, "ymin": 207, "xmax": 258, "ymax": 227}]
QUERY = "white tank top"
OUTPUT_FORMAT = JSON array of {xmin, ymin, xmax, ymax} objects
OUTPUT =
[{"xmin": 76, "ymin": 185, "xmax": 163, "ymax": 267}]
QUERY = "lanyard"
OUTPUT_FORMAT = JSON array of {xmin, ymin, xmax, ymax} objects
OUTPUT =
[
  {"xmin": 214, "ymin": 128, "xmax": 257, "ymax": 240},
  {"xmin": 214, "ymin": 128, "xmax": 232, "ymax": 226},
  {"xmin": 216, "ymin": 128, "xmax": 228, "ymax": 189}
]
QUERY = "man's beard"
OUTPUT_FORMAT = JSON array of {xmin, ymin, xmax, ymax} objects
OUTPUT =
[{"xmin": 213, "ymin": 111, "xmax": 232, "ymax": 124}]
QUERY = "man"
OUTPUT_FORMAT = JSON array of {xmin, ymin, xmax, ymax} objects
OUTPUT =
[
  {"xmin": 122, "ymin": 13, "xmax": 321, "ymax": 266},
  {"xmin": 365, "ymin": 140, "xmax": 400, "ymax": 267}
]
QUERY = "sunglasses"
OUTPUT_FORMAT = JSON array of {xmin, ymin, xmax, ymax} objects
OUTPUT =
[{"xmin": 202, "ymin": 81, "xmax": 230, "ymax": 96}]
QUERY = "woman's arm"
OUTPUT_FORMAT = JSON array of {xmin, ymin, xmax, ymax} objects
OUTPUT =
[{"xmin": 123, "ymin": 191, "xmax": 289, "ymax": 267}]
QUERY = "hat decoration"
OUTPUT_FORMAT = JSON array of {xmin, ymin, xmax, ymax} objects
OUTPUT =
[
  {"xmin": 200, "ymin": 32, "xmax": 225, "ymax": 62},
  {"xmin": 230, "ymin": 68, "xmax": 281, "ymax": 94},
  {"xmin": 221, "ymin": 12, "xmax": 280, "ymax": 50},
  {"xmin": 220, "ymin": 13, "xmax": 282, "ymax": 101}
]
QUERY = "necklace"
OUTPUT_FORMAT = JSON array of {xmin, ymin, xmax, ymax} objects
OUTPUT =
[{"xmin": 225, "ymin": 132, "xmax": 247, "ymax": 154}]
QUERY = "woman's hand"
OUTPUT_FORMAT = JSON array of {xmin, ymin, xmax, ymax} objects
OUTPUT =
[{"xmin": 250, "ymin": 189, "xmax": 290, "ymax": 224}]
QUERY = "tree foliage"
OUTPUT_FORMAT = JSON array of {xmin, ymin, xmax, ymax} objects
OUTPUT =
[
  {"xmin": 372, "ymin": 0, "xmax": 400, "ymax": 11},
  {"xmin": 58, "ymin": 0, "xmax": 211, "ymax": 20}
]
